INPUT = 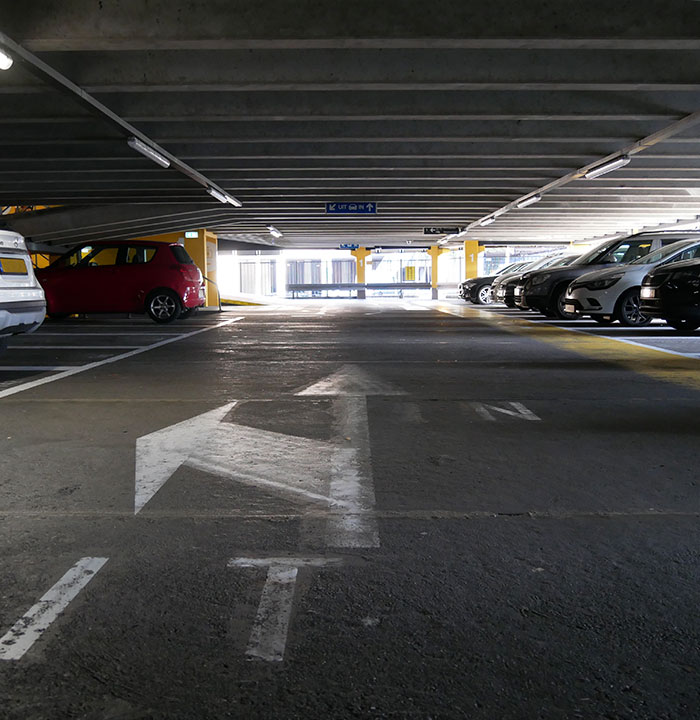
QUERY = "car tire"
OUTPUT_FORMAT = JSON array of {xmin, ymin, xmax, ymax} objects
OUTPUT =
[
  {"xmin": 667, "ymin": 318, "xmax": 700, "ymax": 333},
  {"xmin": 551, "ymin": 286, "xmax": 579, "ymax": 320},
  {"xmin": 474, "ymin": 284, "xmax": 493, "ymax": 305},
  {"xmin": 146, "ymin": 289, "xmax": 182, "ymax": 323},
  {"xmin": 504, "ymin": 298, "xmax": 516, "ymax": 308},
  {"xmin": 615, "ymin": 288, "xmax": 651, "ymax": 327}
]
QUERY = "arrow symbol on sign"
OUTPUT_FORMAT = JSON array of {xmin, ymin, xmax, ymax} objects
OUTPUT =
[{"xmin": 296, "ymin": 365, "xmax": 406, "ymax": 548}]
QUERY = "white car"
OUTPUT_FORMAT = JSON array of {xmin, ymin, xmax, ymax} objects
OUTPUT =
[
  {"xmin": 0, "ymin": 230, "xmax": 46, "ymax": 350},
  {"xmin": 563, "ymin": 238, "xmax": 700, "ymax": 326}
]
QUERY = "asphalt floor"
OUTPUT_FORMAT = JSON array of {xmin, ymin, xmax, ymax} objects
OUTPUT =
[{"xmin": 0, "ymin": 300, "xmax": 698, "ymax": 719}]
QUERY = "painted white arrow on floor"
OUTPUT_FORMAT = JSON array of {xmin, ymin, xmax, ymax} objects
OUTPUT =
[
  {"xmin": 135, "ymin": 401, "xmax": 340, "ymax": 514},
  {"xmin": 296, "ymin": 364, "xmax": 406, "ymax": 548},
  {"xmin": 135, "ymin": 364, "xmax": 405, "ymax": 550}
]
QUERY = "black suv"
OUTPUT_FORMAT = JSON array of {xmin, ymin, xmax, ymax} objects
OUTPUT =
[
  {"xmin": 640, "ymin": 258, "xmax": 700, "ymax": 332},
  {"xmin": 521, "ymin": 232, "xmax": 697, "ymax": 319}
]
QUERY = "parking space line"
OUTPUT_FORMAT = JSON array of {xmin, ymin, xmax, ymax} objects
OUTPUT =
[
  {"xmin": 0, "ymin": 366, "xmax": 79, "ymax": 371},
  {"xmin": 33, "ymin": 332, "xmax": 186, "ymax": 336},
  {"xmin": 9, "ymin": 346, "xmax": 143, "ymax": 350},
  {"xmin": 0, "ymin": 317, "xmax": 243, "ymax": 400},
  {"xmin": 0, "ymin": 557, "xmax": 108, "ymax": 661}
]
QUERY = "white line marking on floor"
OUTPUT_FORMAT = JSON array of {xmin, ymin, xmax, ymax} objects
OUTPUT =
[
  {"xmin": 0, "ymin": 366, "xmax": 78, "ymax": 371},
  {"xmin": 229, "ymin": 557, "xmax": 343, "ymax": 569},
  {"xmin": 31, "ymin": 332, "xmax": 185, "ymax": 336},
  {"xmin": 297, "ymin": 364, "xmax": 405, "ymax": 548},
  {"xmin": 9, "ymin": 345, "xmax": 143, "ymax": 350},
  {"xmin": 0, "ymin": 557, "xmax": 108, "ymax": 661},
  {"xmin": 230, "ymin": 556, "xmax": 342, "ymax": 662},
  {"xmin": 186, "ymin": 457, "xmax": 342, "ymax": 507},
  {"xmin": 245, "ymin": 564, "xmax": 298, "ymax": 662},
  {"xmin": 469, "ymin": 401, "xmax": 541, "ymax": 422},
  {"xmin": 0, "ymin": 317, "xmax": 243, "ymax": 400},
  {"xmin": 134, "ymin": 404, "xmax": 341, "ymax": 513}
]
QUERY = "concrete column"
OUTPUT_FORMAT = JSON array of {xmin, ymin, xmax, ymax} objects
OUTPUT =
[
  {"xmin": 426, "ymin": 245, "xmax": 448, "ymax": 300},
  {"xmin": 351, "ymin": 247, "xmax": 371, "ymax": 299},
  {"xmin": 463, "ymin": 240, "xmax": 480, "ymax": 282}
]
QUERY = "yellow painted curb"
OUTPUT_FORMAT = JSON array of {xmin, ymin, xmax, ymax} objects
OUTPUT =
[
  {"xmin": 438, "ymin": 303, "xmax": 700, "ymax": 393},
  {"xmin": 221, "ymin": 299, "xmax": 265, "ymax": 306}
]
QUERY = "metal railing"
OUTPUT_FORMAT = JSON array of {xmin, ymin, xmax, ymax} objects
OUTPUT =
[
  {"xmin": 203, "ymin": 275, "xmax": 222, "ymax": 311},
  {"xmin": 286, "ymin": 282, "xmax": 432, "ymax": 298}
]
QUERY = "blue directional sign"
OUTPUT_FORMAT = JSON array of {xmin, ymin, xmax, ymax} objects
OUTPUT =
[
  {"xmin": 339, "ymin": 243, "xmax": 359, "ymax": 250},
  {"xmin": 326, "ymin": 202, "xmax": 377, "ymax": 214}
]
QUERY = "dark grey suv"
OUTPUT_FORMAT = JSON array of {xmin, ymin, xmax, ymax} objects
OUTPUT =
[{"xmin": 521, "ymin": 232, "xmax": 699, "ymax": 319}]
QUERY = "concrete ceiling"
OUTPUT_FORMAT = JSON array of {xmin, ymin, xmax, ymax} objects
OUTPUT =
[{"xmin": 2, "ymin": 1, "xmax": 700, "ymax": 249}]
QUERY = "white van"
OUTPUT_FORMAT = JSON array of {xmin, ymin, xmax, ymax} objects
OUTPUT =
[{"xmin": 0, "ymin": 230, "xmax": 46, "ymax": 350}]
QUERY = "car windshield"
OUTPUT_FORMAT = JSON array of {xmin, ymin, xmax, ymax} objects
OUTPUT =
[
  {"xmin": 574, "ymin": 237, "xmax": 659, "ymax": 266},
  {"xmin": 495, "ymin": 261, "xmax": 527, "ymax": 275},
  {"xmin": 628, "ymin": 240, "xmax": 696, "ymax": 265},
  {"xmin": 572, "ymin": 237, "xmax": 626, "ymax": 265},
  {"xmin": 549, "ymin": 255, "xmax": 579, "ymax": 268}
]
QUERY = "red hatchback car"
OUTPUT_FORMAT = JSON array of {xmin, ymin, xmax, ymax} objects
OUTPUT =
[{"xmin": 36, "ymin": 241, "xmax": 206, "ymax": 323}]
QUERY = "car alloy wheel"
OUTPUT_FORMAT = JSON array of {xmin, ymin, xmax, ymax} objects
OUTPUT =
[
  {"xmin": 616, "ymin": 289, "xmax": 651, "ymax": 327},
  {"xmin": 475, "ymin": 285, "xmax": 493, "ymax": 305},
  {"xmin": 146, "ymin": 289, "xmax": 182, "ymax": 323}
]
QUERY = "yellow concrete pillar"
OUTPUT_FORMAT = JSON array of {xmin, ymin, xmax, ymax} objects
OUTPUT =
[
  {"xmin": 463, "ymin": 240, "xmax": 481, "ymax": 280},
  {"xmin": 426, "ymin": 245, "xmax": 449, "ymax": 300},
  {"xmin": 351, "ymin": 247, "xmax": 371, "ymax": 299}
]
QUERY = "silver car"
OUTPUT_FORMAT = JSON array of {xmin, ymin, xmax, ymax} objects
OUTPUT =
[
  {"xmin": 563, "ymin": 238, "xmax": 700, "ymax": 326},
  {"xmin": 0, "ymin": 230, "xmax": 46, "ymax": 350}
]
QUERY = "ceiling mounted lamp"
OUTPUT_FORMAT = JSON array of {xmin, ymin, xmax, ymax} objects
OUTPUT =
[
  {"xmin": 127, "ymin": 136, "xmax": 170, "ymax": 168},
  {"xmin": 207, "ymin": 186, "xmax": 243, "ymax": 207},
  {"xmin": 516, "ymin": 194, "xmax": 541, "ymax": 209},
  {"xmin": 266, "ymin": 225, "xmax": 283, "ymax": 239},
  {"xmin": 479, "ymin": 217, "xmax": 495, "ymax": 227},
  {"xmin": 0, "ymin": 49, "xmax": 13, "ymax": 70},
  {"xmin": 584, "ymin": 154, "xmax": 631, "ymax": 180}
]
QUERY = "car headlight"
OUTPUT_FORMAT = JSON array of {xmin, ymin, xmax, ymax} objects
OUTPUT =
[
  {"xmin": 583, "ymin": 274, "xmax": 622, "ymax": 290},
  {"xmin": 529, "ymin": 273, "xmax": 551, "ymax": 287}
]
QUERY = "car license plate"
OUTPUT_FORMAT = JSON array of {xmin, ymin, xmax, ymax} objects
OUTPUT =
[
  {"xmin": 564, "ymin": 303, "xmax": 576, "ymax": 314},
  {"xmin": 640, "ymin": 287, "xmax": 655, "ymax": 299}
]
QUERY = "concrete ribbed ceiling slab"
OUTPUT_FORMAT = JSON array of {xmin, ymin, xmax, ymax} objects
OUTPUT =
[{"xmin": 2, "ymin": 1, "xmax": 700, "ymax": 249}]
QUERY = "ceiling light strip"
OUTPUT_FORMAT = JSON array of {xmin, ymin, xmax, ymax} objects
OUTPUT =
[{"xmin": 0, "ymin": 29, "xmax": 242, "ymax": 209}]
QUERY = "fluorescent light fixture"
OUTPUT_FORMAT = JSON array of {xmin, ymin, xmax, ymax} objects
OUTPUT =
[
  {"xmin": 127, "ymin": 136, "xmax": 171, "ymax": 168},
  {"xmin": 207, "ymin": 187, "xmax": 229, "ymax": 203},
  {"xmin": 516, "ymin": 194, "xmax": 541, "ymax": 209},
  {"xmin": 267, "ymin": 225, "xmax": 283, "ymax": 239},
  {"xmin": 479, "ymin": 217, "xmax": 495, "ymax": 227},
  {"xmin": 0, "ymin": 49, "xmax": 13, "ymax": 71},
  {"xmin": 207, "ymin": 186, "xmax": 243, "ymax": 208},
  {"xmin": 584, "ymin": 154, "xmax": 630, "ymax": 179}
]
